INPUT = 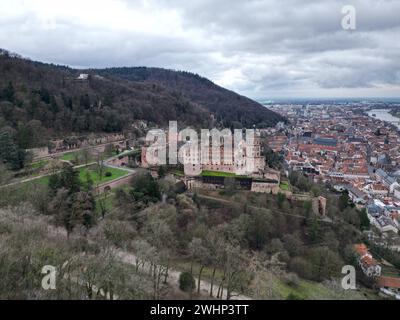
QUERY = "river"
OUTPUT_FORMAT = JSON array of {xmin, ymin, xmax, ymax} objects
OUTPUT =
[{"xmin": 367, "ymin": 109, "xmax": 400, "ymax": 129}]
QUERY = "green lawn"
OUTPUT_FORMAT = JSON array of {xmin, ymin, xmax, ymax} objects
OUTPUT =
[
  {"xmin": 269, "ymin": 275, "xmax": 376, "ymax": 300},
  {"xmin": 201, "ymin": 170, "xmax": 237, "ymax": 177},
  {"xmin": 60, "ymin": 151, "xmax": 81, "ymax": 162},
  {"xmin": 280, "ymin": 182, "xmax": 290, "ymax": 191},
  {"xmin": 170, "ymin": 258, "xmax": 376, "ymax": 300},
  {"xmin": 35, "ymin": 176, "xmax": 50, "ymax": 186},
  {"xmin": 95, "ymin": 184, "xmax": 132, "ymax": 215},
  {"xmin": 95, "ymin": 194, "xmax": 114, "ymax": 215},
  {"xmin": 27, "ymin": 166, "xmax": 129, "ymax": 188},
  {"xmin": 173, "ymin": 170, "xmax": 185, "ymax": 177},
  {"xmin": 78, "ymin": 166, "xmax": 129, "ymax": 185},
  {"xmin": 29, "ymin": 160, "xmax": 49, "ymax": 170},
  {"xmin": 60, "ymin": 148, "xmax": 137, "ymax": 163}
]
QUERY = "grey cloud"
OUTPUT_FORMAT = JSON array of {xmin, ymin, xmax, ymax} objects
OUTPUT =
[{"xmin": 0, "ymin": 0, "xmax": 399, "ymax": 98}]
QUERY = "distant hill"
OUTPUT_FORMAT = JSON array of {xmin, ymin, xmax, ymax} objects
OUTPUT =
[
  {"xmin": 96, "ymin": 67, "xmax": 285, "ymax": 128},
  {"xmin": 0, "ymin": 49, "xmax": 284, "ymax": 149}
]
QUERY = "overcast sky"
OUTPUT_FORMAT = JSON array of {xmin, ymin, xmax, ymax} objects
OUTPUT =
[{"xmin": 0, "ymin": 0, "xmax": 399, "ymax": 99}]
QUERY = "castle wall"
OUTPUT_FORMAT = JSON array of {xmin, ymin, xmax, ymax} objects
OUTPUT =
[
  {"xmin": 251, "ymin": 181, "xmax": 280, "ymax": 194},
  {"xmin": 29, "ymin": 147, "xmax": 49, "ymax": 158},
  {"xmin": 312, "ymin": 196, "xmax": 327, "ymax": 216}
]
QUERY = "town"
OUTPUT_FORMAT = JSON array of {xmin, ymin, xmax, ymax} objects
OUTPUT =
[
  {"xmin": 266, "ymin": 101, "xmax": 400, "ymax": 299},
  {"xmin": 267, "ymin": 102, "xmax": 400, "ymax": 236}
]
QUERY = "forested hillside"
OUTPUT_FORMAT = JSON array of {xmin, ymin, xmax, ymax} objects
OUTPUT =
[
  {"xmin": 0, "ymin": 50, "xmax": 212, "ymax": 147},
  {"xmin": 0, "ymin": 168, "xmax": 379, "ymax": 300},
  {"xmin": 0, "ymin": 49, "xmax": 284, "ymax": 152},
  {"xmin": 97, "ymin": 67, "xmax": 285, "ymax": 128}
]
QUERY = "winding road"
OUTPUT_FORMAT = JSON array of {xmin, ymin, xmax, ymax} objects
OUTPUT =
[
  {"xmin": 116, "ymin": 250, "xmax": 251, "ymax": 300},
  {"xmin": 0, "ymin": 150, "xmax": 137, "ymax": 192}
]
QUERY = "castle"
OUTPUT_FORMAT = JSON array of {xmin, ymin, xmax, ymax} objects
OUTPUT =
[
  {"xmin": 141, "ymin": 129, "xmax": 266, "ymax": 178},
  {"xmin": 182, "ymin": 131, "xmax": 266, "ymax": 177}
]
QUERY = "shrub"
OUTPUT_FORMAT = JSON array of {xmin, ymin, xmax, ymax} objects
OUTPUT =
[
  {"xmin": 286, "ymin": 293, "xmax": 303, "ymax": 300},
  {"xmin": 278, "ymin": 251, "xmax": 290, "ymax": 263},
  {"xmin": 179, "ymin": 272, "xmax": 196, "ymax": 292},
  {"xmin": 283, "ymin": 272, "xmax": 300, "ymax": 287},
  {"xmin": 105, "ymin": 172, "xmax": 112, "ymax": 177},
  {"xmin": 266, "ymin": 238, "xmax": 284, "ymax": 255},
  {"xmin": 288, "ymin": 257, "xmax": 313, "ymax": 280}
]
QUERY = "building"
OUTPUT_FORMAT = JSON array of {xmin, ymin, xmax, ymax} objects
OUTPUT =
[
  {"xmin": 347, "ymin": 186, "xmax": 367, "ymax": 205},
  {"xmin": 354, "ymin": 244, "xmax": 382, "ymax": 278},
  {"xmin": 250, "ymin": 170, "xmax": 281, "ymax": 194},
  {"xmin": 377, "ymin": 277, "xmax": 400, "ymax": 300},
  {"xmin": 394, "ymin": 186, "xmax": 400, "ymax": 200},
  {"xmin": 367, "ymin": 203, "xmax": 384, "ymax": 221},
  {"xmin": 183, "ymin": 132, "xmax": 266, "ymax": 177},
  {"xmin": 375, "ymin": 169, "xmax": 397, "ymax": 188},
  {"xmin": 77, "ymin": 73, "xmax": 89, "ymax": 80},
  {"xmin": 141, "ymin": 130, "xmax": 266, "ymax": 178},
  {"xmin": 370, "ymin": 183, "xmax": 389, "ymax": 196},
  {"xmin": 312, "ymin": 196, "xmax": 327, "ymax": 217},
  {"xmin": 373, "ymin": 216, "xmax": 398, "ymax": 233},
  {"xmin": 314, "ymin": 137, "xmax": 338, "ymax": 147}
]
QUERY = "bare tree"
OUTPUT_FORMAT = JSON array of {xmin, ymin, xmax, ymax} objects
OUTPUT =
[
  {"xmin": 188, "ymin": 238, "xmax": 210, "ymax": 295},
  {"xmin": 96, "ymin": 187, "xmax": 110, "ymax": 219},
  {"xmin": 96, "ymin": 152, "xmax": 105, "ymax": 182},
  {"xmin": 224, "ymin": 244, "xmax": 246, "ymax": 300},
  {"xmin": 131, "ymin": 239, "xmax": 156, "ymax": 272},
  {"xmin": 94, "ymin": 248, "xmax": 123, "ymax": 300},
  {"xmin": 82, "ymin": 148, "xmax": 91, "ymax": 166},
  {"xmin": 0, "ymin": 163, "xmax": 12, "ymax": 186}
]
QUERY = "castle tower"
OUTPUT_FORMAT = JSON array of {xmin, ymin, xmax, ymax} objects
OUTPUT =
[
  {"xmin": 183, "ymin": 141, "xmax": 202, "ymax": 176},
  {"xmin": 244, "ymin": 133, "xmax": 265, "ymax": 174}
]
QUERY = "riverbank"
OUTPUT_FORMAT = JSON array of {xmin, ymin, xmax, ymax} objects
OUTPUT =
[{"xmin": 367, "ymin": 109, "xmax": 400, "ymax": 130}]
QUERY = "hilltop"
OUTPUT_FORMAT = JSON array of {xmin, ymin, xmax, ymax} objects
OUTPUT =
[
  {"xmin": 95, "ymin": 66, "xmax": 284, "ymax": 128},
  {"xmin": 0, "ymin": 49, "xmax": 284, "ymax": 149}
]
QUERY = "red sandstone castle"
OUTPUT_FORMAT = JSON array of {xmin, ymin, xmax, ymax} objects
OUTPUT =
[
  {"xmin": 182, "ymin": 133, "xmax": 266, "ymax": 177},
  {"xmin": 141, "ymin": 129, "xmax": 266, "ymax": 177}
]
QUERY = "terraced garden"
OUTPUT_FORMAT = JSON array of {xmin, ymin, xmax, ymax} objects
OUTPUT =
[
  {"xmin": 201, "ymin": 170, "xmax": 238, "ymax": 177},
  {"xmin": 78, "ymin": 166, "xmax": 129, "ymax": 185},
  {"xmin": 280, "ymin": 181, "xmax": 290, "ymax": 191},
  {"xmin": 27, "ymin": 165, "xmax": 130, "ymax": 187}
]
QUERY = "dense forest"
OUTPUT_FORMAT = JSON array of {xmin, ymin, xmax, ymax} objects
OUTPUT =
[
  {"xmin": 0, "ymin": 163, "xmax": 383, "ymax": 300},
  {"xmin": 0, "ymin": 50, "xmax": 211, "ymax": 143},
  {"xmin": 96, "ymin": 67, "xmax": 285, "ymax": 129},
  {"xmin": 0, "ymin": 49, "xmax": 284, "ymax": 151}
]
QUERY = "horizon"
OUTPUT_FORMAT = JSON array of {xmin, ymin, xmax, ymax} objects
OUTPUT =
[{"xmin": 2, "ymin": 47, "xmax": 400, "ymax": 102}]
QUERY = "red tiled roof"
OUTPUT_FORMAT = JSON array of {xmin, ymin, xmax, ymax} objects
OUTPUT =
[
  {"xmin": 378, "ymin": 277, "xmax": 400, "ymax": 289},
  {"xmin": 360, "ymin": 255, "xmax": 378, "ymax": 267},
  {"xmin": 354, "ymin": 243, "xmax": 368, "ymax": 256},
  {"xmin": 372, "ymin": 184, "xmax": 387, "ymax": 191}
]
